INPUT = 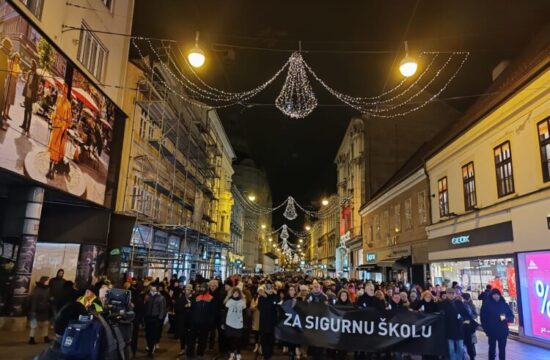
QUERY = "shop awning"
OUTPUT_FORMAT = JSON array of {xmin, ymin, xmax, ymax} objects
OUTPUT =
[
  {"xmin": 356, "ymin": 264, "xmax": 379, "ymax": 271},
  {"xmin": 376, "ymin": 255, "xmax": 412, "ymax": 269}
]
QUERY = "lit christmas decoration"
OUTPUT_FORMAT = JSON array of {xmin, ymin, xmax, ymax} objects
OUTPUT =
[
  {"xmin": 280, "ymin": 224, "xmax": 289, "ymax": 241},
  {"xmin": 283, "ymin": 196, "xmax": 298, "ymax": 220},
  {"xmin": 275, "ymin": 52, "xmax": 318, "ymax": 119}
]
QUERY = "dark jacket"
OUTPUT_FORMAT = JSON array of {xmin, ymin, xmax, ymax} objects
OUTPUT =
[
  {"xmin": 480, "ymin": 291, "xmax": 514, "ymax": 338},
  {"xmin": 438, "ymin": 299, "xmax": 472, "ymax": 340},
  {"xmin": 48, "ymin": 276, "xmax": 65, "ymax": 303},
  {"xmin": 306, "ymin": 291, "xmax": 328, "ymax": 304},
  {"xmin": 29, "ymin": 282, "xmax": 51, "ymax": 321},
  {"xmin": 357, "ymin": 294, "xmax": 386, "ymax": 311},
  {"xmin": 55, "ymin": 282, "xmax": 78, "ymax": 311},
  {"xmin": 257, "ymin": 293, "xmax": 278, "ymax": 334},
  {"xmin": 190, "ymin": 293, "xmax": 215, "ymax": 328},
  {"xmin": 131, "ymin": 290, "xmax": 146, "ymax": 323},
  {"xmin": 414, "ymin": 299, "xmax": 439, "ymax": 313},
  {"xmin": 386, "ymin": 300, "xmax": 405, "ymax": 318},
  {"xmin": 145, "ymin": 293, "xmax": 167, "ymax": 321},
  {"xmin": 174, "ymin": 294, "xmax": 192, "ymax": 336}
]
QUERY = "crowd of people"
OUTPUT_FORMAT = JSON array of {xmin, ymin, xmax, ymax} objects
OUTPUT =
[{"xmin": 26, "ymin": 270, "xmax": 515, "ymax": 360}]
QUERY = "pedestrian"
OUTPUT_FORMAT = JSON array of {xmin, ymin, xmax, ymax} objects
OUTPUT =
[
  {"xmin": 257, "ymin": 284, "xmax": 278, "ymax": 360},
  {"xmin": 480, "ymin": 288, "xmax": 514, "ymax": 360},
  {"xmin": 144, "ymin": 285, "xmax": 167, "ymax": 358},
  {"xmin": 438, "ymin": 288, "xmax": 472, "ymax": 360},
  {"xmin": 76, "ymin": 287, "xmax": 103, "ymax": 313},
  {"xmin": 0, "ymin": 37, "xmax": 12, "ymax": 131},
  {"xmin": 21, "ymin": 59, "xmax": 39, "ymax": 134},
  {"xmin": 209, "ymin": 278, "xmax": 227, "ymax": 353},
  {"xmin": 130, "ymin": 286, "xmax": 146, "ymax": 358},
  {"xmin": 28, "ymin": 276, "xmax": 52, "ymax": 344},
  {"xmin": 478, "ymin": 285, "xmax": 492, "ymax": 305},
  {"xmin": 250, "ymin": 290, "xmax": 261, "ymax": 353},
  {"xmin": 335, "ymin": 289, "xmax": 354, "ymax": 360},
  {"xmin": 55, "ymin": 280, "xmax": 78, "ymax": 312},
  {"xmin": 174, "ymin": 284, "xmax": 193, "ymax": 356},
  {"xmin": 462, "ymin": 292, "xmax": 479, "ymax": 360},
  {"xmin": 225, "ymin": 287, "xmax": 247, "ymax": 360},
  {"xmin": 46, "ymin": 83, "xmax": 72, "ymax": 180},
  {"xmin": 2, "ymin": 51, "xmax": 21, "ymax": 120},
  {"xmin": 187, "ymin": 283, "xmax": 215, "ymax": 358},
  {"xmin": 48, "ymin": 269, "xmax": 65, "ymax": 314}
]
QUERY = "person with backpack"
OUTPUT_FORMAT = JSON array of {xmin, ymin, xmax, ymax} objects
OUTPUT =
[
  {"xmin": 28, "ymin": 276, "xmax": 52, "ymax": 344},
  {"xmin": 144, "ymin": 285, "xmax": 167, "ymax": 358}
]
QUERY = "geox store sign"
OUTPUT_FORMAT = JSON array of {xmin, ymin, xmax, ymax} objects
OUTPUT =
[{"xmin": 451, "ymin": 235, "xmax": 470, "ymax": 245}]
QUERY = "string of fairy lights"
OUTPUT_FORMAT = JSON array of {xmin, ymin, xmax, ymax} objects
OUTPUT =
[{"xmin": 131, "ymin": 37, "xmax": 470, "ymax": 119}]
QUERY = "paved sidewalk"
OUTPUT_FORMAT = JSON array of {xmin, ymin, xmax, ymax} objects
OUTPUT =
[{"xmin": 1, "ymin": 326, "xmax": 549, "ymax": 360}]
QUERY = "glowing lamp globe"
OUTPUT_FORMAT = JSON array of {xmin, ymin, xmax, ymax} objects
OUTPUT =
[
  {"xmin": 188, "ymin": 47, "xmax": 205, "ymax": 68},
  {"xmin": 399, "ymin": 56, "xmax": 418, "ymax": 77}
]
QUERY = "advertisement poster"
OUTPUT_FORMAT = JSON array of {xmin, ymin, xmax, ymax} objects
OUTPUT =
[
  {"xmin": 0, "ymin": 1, "xmax": 121, "ymax": 206},
  {"xmin": 519, "ymin": 251, "xmax": 550, "ymax": 341}
]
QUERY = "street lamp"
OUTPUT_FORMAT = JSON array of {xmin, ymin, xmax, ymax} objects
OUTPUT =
[
  {"xmin": 188, "ymin": 31, "xmax": 205, "ymax": 68},
  {"xmin": 321, "ymin": 199, "xmax": 329, "ymax": 206},
  {"xmin": 305, "ymin": 225, "xmax": 311, "ymax": 231},
  {"xmin": 268, "ymin": 237, "xmax": 272, "ymax": 242},
  {"xmin": 247, "ymin": 194, "xmax": 256, "ymax": 202},
  {"xmin": 261, "ymin": 224, "xmax": 266, "ymax": 230},
  {"xmin": 399, "ymin": 41, "xmax": 417, "ymax": 77},
  {"xmin": 299, "ymin": 239, "xmax": 303, "ymax": 243}
]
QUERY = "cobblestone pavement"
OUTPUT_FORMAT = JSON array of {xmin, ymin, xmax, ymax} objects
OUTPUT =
[{"xmin": 1, "ymin": 326, "xmax": 549, "ymax": 360}]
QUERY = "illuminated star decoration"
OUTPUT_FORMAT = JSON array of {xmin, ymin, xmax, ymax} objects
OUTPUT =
[{"xmin": 275, "ymin": 52, "xmax": 318, "ymax": 119}]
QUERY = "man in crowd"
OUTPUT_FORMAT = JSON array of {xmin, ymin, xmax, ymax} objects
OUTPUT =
[{"xmin": 144, "ymin": 285, "xmax": 167, "ymax": 358}]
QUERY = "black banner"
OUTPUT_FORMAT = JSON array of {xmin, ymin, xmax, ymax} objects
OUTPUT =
[{"xmin": 275, "ymin": 302, "xmax": 446, "ymax": 356}]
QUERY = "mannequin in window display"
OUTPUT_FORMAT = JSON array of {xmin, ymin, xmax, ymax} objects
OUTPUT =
[{"xmin": 46, "ymin": 83, "xmax": 72, "ymax": 179}]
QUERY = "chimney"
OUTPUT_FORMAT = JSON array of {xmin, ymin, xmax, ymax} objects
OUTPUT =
[{"xmin": 492, "ymin": 60, "xmax": 510, "ymax": 81}]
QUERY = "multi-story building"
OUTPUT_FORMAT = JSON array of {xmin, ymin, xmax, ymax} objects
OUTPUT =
[
  {"xmin": 115, "ymin": 51, "xmax": 235, "ymax": 282},
  {"xmin": 310, "ymin": 194, "xmax": 340, "ymax": 277},
  {"xmin": 359, "ymin": 147, "xmax": 431, "ymax": 284},
  {"xmin": 228, "ymin": 195, "xmax": 245, "ymax": 275},
  {"xmin": 231, "ymin": 157, "xmax": 273, "ymax": 272},
  {"xmin": 336, "ymin": 118, "xmax": 365, "ymax": 278},
  {"xmin": 424, "ymin": 35, "xmax": 550, "ymax": 343},
  {"xmin": 0, "ymin": 0, "xmax": 133, "ymax": 327}
]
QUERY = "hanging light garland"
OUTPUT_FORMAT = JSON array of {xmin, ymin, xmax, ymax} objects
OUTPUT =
[
  {"xmin": 132, "ymin": 38, "xmax": 470, "ymax": 119},
  {"xmin": 283, "ymin": 196, "xmax": 298, "ymax": 220},
  {"xmin": 275, "ymin": 52, "xmax": 318, "ymax": 119}
]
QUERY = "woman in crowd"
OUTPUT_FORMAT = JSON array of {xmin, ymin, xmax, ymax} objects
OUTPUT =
[
  {"xmin": 28, "ymin": 276, "xmax": 51, "ymax": 345},
  {"xmin": 224, "ymin": 287, "xmax": 247, "ymax": 360},
  {"xmin": 481, "ymin": 288, "xmax": 514, "ymax": 360},
  {"xmin": 174, "ymin": 284, "xmax": 193, "ymax": 357}
]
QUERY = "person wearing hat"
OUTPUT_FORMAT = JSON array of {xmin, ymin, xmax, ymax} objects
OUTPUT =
[
  {"xmin": 28, "ymin": 276, "xmax": 52, "ymax": 345},
  {"xmin": 480, "ymin": 288, "xmax": 514, "ymax": 360},
  {"xmin": 77, "ymin": 286, "xmax": 103, "ymax": 313}
]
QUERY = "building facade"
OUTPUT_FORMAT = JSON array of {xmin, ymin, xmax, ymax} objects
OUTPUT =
[
  {"xmin": 310, "ymin": 194, "xmax": 339, "ymax": 277},
  {"xmin": 425, "ymin": 39, "xmax": 550, "ymax": 344},
  {"xmin": 0, "ymin": 0, "xmax": 133, "ymax": 327},
  {"xmin": 360, "ymin": 167, "xmax": 431, "ymax": 284},
  {"xmin": 115, "ymin": 56, "xmax": 235, "ymax": 282},
  {"xmin": 336, "ymin": 118, "xmax": 365, "ymax": 279}
]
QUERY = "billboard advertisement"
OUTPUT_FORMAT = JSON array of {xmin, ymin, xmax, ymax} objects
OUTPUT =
[
  {"xmin": 518, "ymin": 251, "xmax": 550, "ymax": 341},
  {"xmin": 0, "ymin": 1, "xmax": 123, "ymax": 207}
]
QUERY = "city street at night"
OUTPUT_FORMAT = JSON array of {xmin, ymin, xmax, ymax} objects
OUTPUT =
[{"xmin": 0, "ymin": 0, "xmax": 550, "ymax": 359}]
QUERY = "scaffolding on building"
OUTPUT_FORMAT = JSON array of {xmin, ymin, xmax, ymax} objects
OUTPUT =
[{"xmin": 120, "ymin": 41, "xmax": 229, "ymax": 280}]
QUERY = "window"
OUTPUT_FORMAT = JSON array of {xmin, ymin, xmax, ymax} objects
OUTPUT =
[
  {"xmin": 383, "ymin": 210, "xmax": 390, "ymax": 245},
  {"xmin": 538, "ymin": 118, "xmax": 550, "ymax": 182},
  {"xmin": 404, "ymin": 198, "xmax": 413, "ymax": 230},
  {"xmin": 138, "ymin": 110, "xmax": 154, "ymax": 140},
  {"xmin": 102, "ymin": 0, "xmax": 114, "ymax": 11},
  {"xmin": 417, "ymin": 191, "xmax": 427, "ymax": 224},
  {"xmin": 494, "ymin": 141, "xmax": 515, "ymax": 197},
  {"xmin": 21, "ymin": 0, "xmax": 44, "ymax": 19},
  {"xmin": 77, "ymin": 23, "xmax": 108, "ymax": 80},
  {"xmin": 462, "ymin": 162, "xmax": 477, "ymax": 211},
  {"xmin": 394, "ymin": 204, "xmax": 401, "ymax": 233},
  {"xmin": 438, "ymin": 177, "xmax": 449, "ymax": 217},
  {"xmin": 374, "ymin": 214, "xmax": 380, "ymax": 241}
]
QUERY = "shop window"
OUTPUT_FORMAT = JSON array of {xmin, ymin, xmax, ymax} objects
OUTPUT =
[
  {"xmin": 77, "ymin": 22, "xmax": 108, "ymax": 80},
  {"xmin": 494, "ymin": 141, "xmax": 515, "ymax": 197},
  {"xmin": 462, "ymin": 162, "xmax": 477, "ymax": 211},
  {"xmin": 417, "ymin": 191, "xmax": 427, "ymax": 224},
  {"xmin": 394, "ymin": 204, "xmax": 401, "ymax": 233},
  {"xmin": 21, "ymin": 0, "xmax": 44, "ymax": 19},
  {"xmin": 404, "ymin": 198, "xmax": 413, "ymax": 230},
  {"xmin": 538, "ymin": 118, "xmax": 550, "ymax": 182},
  {"xmin": 438, "ymin": 177, "xmax": 449, "ymax": 217}
]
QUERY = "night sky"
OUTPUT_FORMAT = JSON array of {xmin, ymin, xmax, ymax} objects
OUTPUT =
[{"xmin": 132, "ymin": 1, "xmax": 550, "ymax": 214}]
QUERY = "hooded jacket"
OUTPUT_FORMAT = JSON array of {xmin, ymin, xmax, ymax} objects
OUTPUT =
[{"xmin": 480, "ymin": 289, "xmax": 514, "ymax": 338}]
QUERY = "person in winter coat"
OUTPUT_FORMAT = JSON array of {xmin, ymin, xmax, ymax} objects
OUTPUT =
[
  {"xmin": 55, "ymin": 281, "xmax": 78, "ymax": 312},
  {"xmin": 305, "ymin": 281, "xmax": 328, "ymax": 360},
  {"xmin": 209, "ymin": 279, "xmax": 227, "ymax": 353},
  {"xmin": 174, "ymin": 284, "xmax": 193, "ymax": 356},
  {"xmin": 480, "ymin": 288, "xmax": 514, "ymax": 360},
  {"xmin": 144, "ymin": 285, "xmax": 167, "ymax": 357},
  {"xmin": 335, "ymin": 289, "xmax": 354, "ymax": 360},
  {"xmin": 225, "ymin": 287, "xmax": 247, "ymax": 360},
  {"xmin": 257, "ymin": 284, "xmax": 279, "ymax": 360},
  {"xmin": 187, "ymin": 283, "xmax": 216, "ymax": 358},
  {"xmin": 414, "ymin": 290, "xmax": 439, "ymax": 313},
  {"xmin": 438, "ymin": 288, "xmax": 472, "ymax": 360},
  {"xmin": 48, "ymin": 269, "xmax": 65, "ymax": 314},
  {"xmin": 462, "ymin": 292, "xmax": 479, "ymax": 360},
  {"xmin": 28, "ymin": 276, "xmax": 52, "ymax": 344},
  {"xmin": 131, "ymin": 287, "xmax": 146, "ymax": 358}
]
